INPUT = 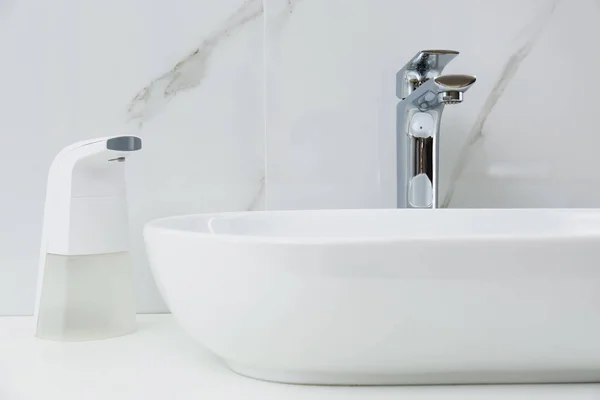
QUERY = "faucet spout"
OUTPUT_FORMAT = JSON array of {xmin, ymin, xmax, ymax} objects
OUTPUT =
[
  {"xmin": 396, "ymin": 51, "xmax": 475, "ymax": 209},
  {"xmin": 403, "ymin": 74, "xmax": 477, "ymax": 110},
  {"xmin": 396, "ymin": 50, "xmax": 459, "ymax": 99}
]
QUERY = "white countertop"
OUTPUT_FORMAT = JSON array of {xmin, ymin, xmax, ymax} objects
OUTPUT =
[{"xmin": 1, "ymin": 315, "xmax": 599, "ymax": 400}]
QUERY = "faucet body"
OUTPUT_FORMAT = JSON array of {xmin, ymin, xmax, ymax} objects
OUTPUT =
[{"xmin": 396, "ymin": 50, "xmax": 475, "ymax": 208}]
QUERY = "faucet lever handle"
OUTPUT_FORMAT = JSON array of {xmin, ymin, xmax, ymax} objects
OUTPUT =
[{"xmin": 397, "ymin": 50, "xmax": 459, "ymax": 99}]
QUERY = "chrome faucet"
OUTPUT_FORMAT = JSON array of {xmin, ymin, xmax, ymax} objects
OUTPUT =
[{"xmin": 396, "ymin": 50, "xmax": 476, "ymax": 208}]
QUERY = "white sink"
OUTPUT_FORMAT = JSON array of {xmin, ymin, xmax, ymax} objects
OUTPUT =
[{"xmin": 144, "ymin": 209, "xmax": 600, "ymax": 385}]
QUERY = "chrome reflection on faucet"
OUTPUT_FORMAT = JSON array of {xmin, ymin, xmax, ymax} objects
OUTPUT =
[{"xmin": 396, "ymin": 50, "xmax": 476, "ymax": 208}]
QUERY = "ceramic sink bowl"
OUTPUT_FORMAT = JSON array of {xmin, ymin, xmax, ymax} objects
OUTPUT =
[{"xmin": 144, "ymin": 209, "xmax": 600, "ymax": 385}]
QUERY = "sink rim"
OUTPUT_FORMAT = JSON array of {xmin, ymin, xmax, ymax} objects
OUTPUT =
[{"xmin": 144, "ymin": 208, "xmax": 600, "ymax": 244}]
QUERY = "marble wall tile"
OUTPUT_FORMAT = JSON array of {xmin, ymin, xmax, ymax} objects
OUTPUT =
[
  {"xmin": 448, "ymin": 0, "xmax": 600, "ymax": 208},
  {"xmin": 0, "ymin": 0, "xmax": 264, "ymax": 314},
  {"xmin": 264, "ymin": 0, "xmax": 597, "ymax": 210}
]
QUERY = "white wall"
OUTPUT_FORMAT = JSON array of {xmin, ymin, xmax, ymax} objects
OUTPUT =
[
  {"xmin": 0, "ymin": 0, "xmax": 264, "ymax": 315},
  {"xmin": 264, "ymin": 0, "xmax": 600, "ymax": 209}
]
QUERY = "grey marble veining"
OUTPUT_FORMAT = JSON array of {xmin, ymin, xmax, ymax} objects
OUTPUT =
[
  {"xmin": 127, "ymin": 0, "xmax": 263, "ymax": 126},
  {"xmin": 246, "ymin": 174, "xmax": 266, "ymax": 211},
  {"xmin": 442, "ymin": 0, "xmax": 559, "ymax": 207}
]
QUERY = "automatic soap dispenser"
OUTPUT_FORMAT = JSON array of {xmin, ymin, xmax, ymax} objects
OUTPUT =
[{"xmin": 34, "ymin": 135, "xmax": 142, "ymax": 341}]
